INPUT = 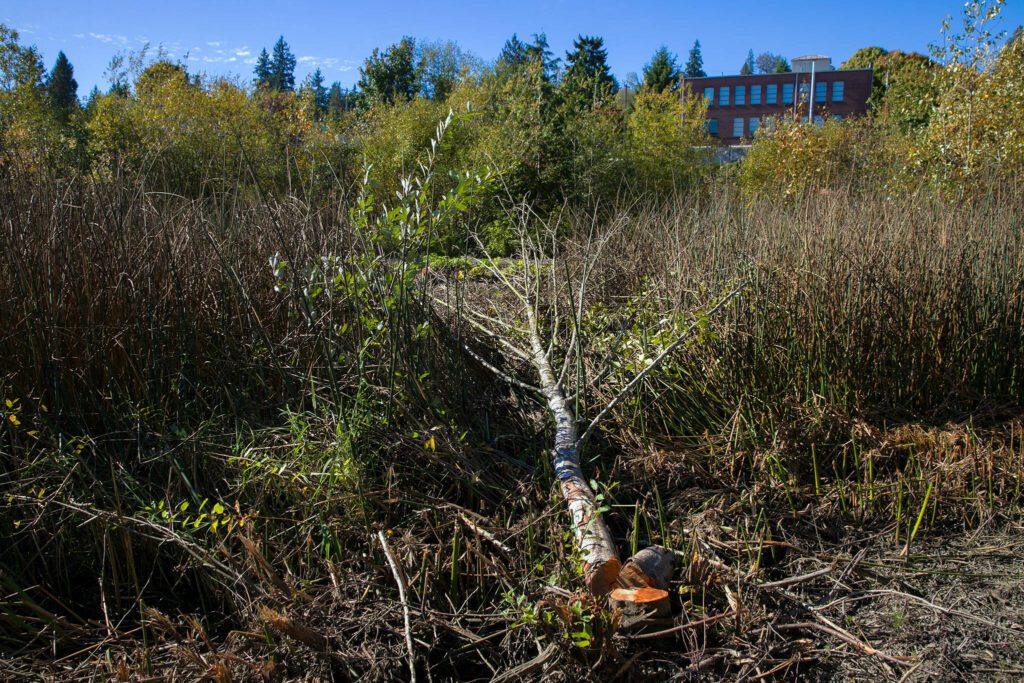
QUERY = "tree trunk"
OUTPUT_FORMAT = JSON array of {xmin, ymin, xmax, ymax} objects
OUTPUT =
[{"xmin": 527, "ymin": 308, "xmax": 621, "ymax": 595}]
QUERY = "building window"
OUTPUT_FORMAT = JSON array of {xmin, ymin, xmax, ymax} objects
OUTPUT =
[
  {"xmin": 732, "ymin": 117, "xmax": 744, "ymax": 138},
  {"xmin": 782, "ymin": 83, "xmax": 794, "ymax": 105},
  {"xmin": 735, "ymin": 85, "xmax": 745, "ymax": 105},
  {"xmin": 719, "ymin": 86, "xmax": 730, "ymax": 106},
  {"xmin": 750, "ymin": 85, "xmax": 761, "ymax": 105},
  {"xmin": 813, "ymin": 115, "xmax": 824, "ymax": 126},
  {"xmin": 749, "ymin": 117, "xmax": 760, "ymax": 135},
  {"xmin": 704, "ymin": 87, "xmax": 715, "ymax": 103},
  {"xmin": 706, "ymin": 118, "xmax": 718, "ymax": 136},
  {"xmin": 832, "ymin": 81, "xmax": 844, "ymax": 102},
  {"xmin": 766, "ymin": 84, "xmax": 777, "ymax": 104},
  {"xmin": 815, "ymin": 81, "xmax": 827, "ymax": 103}
]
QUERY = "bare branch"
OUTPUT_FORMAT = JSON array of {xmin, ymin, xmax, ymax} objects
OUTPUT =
[
  {"xmin": 376, "ymin": 531, "xmax": 417, "ymax": 682},
  {"xmin": 458, "ymin": 339, "xmax": 542, "ymax": 394},
  {"xmin": 429, "ymin": 293, "xmax": 531, "ymax": 361}
]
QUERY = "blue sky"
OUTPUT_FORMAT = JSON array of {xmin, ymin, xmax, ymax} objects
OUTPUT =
[{"xmin": 5, "ymin": 1, "xmax": 1024, "ymax": 93}]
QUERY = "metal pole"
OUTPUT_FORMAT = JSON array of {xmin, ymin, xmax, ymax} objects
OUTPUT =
[
  {"xmin": 793, "ymin": 69, "xmax": 798, "ymax": 119},
  {"xmin": 809, "ymin": 60, "xmax": 815, "ymax": 124}
]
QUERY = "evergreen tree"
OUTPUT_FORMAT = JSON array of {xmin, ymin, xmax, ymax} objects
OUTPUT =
[
  {"xmin": 302, "ymin": 67, "xmax": 328, "ymax": 112},
  {"xmin": 526, "ymin": 33, "xmax": 560, "ymax": 80},
  {"xmin": 327, "ymin": 81, "xmax": 346, "ymax": 117},
  {"xmin": 269, "ymin": 36, "xmax": 296, "ymax": 92},
  {"xmin": 357, "ymin": 36, "xmax": 418, "ymax": 106},
  {"xmin": 684, "ymin": 40, "xmax": 706, "ymax": 78},
  {"xmin": 774, "ymin": 59, "xmax": 792, "ymax": 73},
  {"xmin": 561, "ymin": 35, "xmax": 617, "ymax": 110},
  {"xmin": 490, "ymin": 55, "xmax": 565, "ymax": 205},
  {"xmin": 498, "ymin": 33, "xmax": 529, "ymax": 69},
  {"xmin": 253, "ymin": 48, "xmax": 272, "ymax": 89},
  {"xmin": 740, "ymin": 49, "xmax": 755, "ymax": 75},
  {"xmin": 83, "ymin": 85, "xmax": 101, "ymax": 116},
  {"xmin": 497, "ymin": 33, "xmax": 558, "ymax": 82},
  {"xmin": 642, "ymin": 46, "xmax": 680, "ymax": 92},
  {"xmin": 45, "ymin": 51, "xmax": 78, "ymax": 121}
]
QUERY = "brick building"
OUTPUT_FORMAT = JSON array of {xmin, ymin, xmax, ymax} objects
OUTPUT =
[{"xmin": 683, "ymin": 56, "xmax": 872, "ymax": 144}]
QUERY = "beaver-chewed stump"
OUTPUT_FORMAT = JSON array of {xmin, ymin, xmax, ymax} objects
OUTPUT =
[
  {"xmin": 609, "ymin": 586, "xmax": 672, "ymax": 619},
  {"xmin": 610, "ymin": 545, "xmax": 678, "ymax": 621}
]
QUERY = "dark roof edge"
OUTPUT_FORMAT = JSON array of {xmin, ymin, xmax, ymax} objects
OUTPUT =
[{"xmin": 684, "ymin": 68, "xmax": 873, "ymax": 81}]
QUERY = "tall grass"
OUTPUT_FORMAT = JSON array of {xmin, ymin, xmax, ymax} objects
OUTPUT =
[
  {"xmin": 606, "ymin": 186, "xmax": 1024, "ymax": 435},
  {"xmin": 2, "ymin": 158, "xmax": 1023, "ymax": 668}
]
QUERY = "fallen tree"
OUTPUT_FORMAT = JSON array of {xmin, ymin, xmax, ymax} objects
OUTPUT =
[{"xmin": 430, "ymin": 215, "xmax": 744, "ymax": 604}]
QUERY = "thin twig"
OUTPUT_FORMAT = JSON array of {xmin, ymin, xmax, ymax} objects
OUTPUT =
[
  {"xmin": 458, "ymin": 513, "xmax": 514, "ymax": 557},
  {"xmin": 491, "ymin": 643, "xmax": 557, "ymax": 683},
  {"xmin": 776, "ymin": 621, "xmax": 915, "ymax": 667},
  {"xmin": 618, "ymin": 610, "xmax": 739, "ymax": 640},
  {"xmin": 376, "ymin": 531, "xmax": 416, "ymax": 683},
  {"xmin": 814, "ymin": 589, "xmax": 1023, "ymax": 633},
  {"xmin": 429, "ymin": 293, "xmax": 531, "ymax": 360},
  {"xmin": 457, "ymin": 340, "xmax": 542, "ymax": 394},
  {"xmin": 759, "ymin": 566, "xmax": 833, "ymax": 589}
]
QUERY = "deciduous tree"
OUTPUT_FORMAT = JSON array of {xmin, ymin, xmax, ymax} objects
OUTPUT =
[
  {"xmin": 755, "ymin": 51, "xmax": 788, "ymax": 74},
  {"xmin": 417, "ymin": 39, "xmax": 477, "ymax": 101},
  {"xmin": 358, "ymin": 36, "xmax": 418, "ymax": 106}
]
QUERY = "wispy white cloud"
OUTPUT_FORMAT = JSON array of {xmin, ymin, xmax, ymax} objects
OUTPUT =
[
  {"xmin": 181, "ymin": 44, "xmax": 262, "ymax": 68},
  {"xmin": 89, "ymin": 32, "xmax": 130, "ymax": 45},
  {"xmin": 68, "ymin": 32, "xmax": 342, "ymax": 75},
  {"xmin": 297, "ymin": 55, "xmax": 355, "ymax": 72}
]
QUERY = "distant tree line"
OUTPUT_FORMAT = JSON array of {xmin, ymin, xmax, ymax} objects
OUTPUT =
[{"xmin": 2, "ymin": 8, "xmax": 1023, "ymax": 206}]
